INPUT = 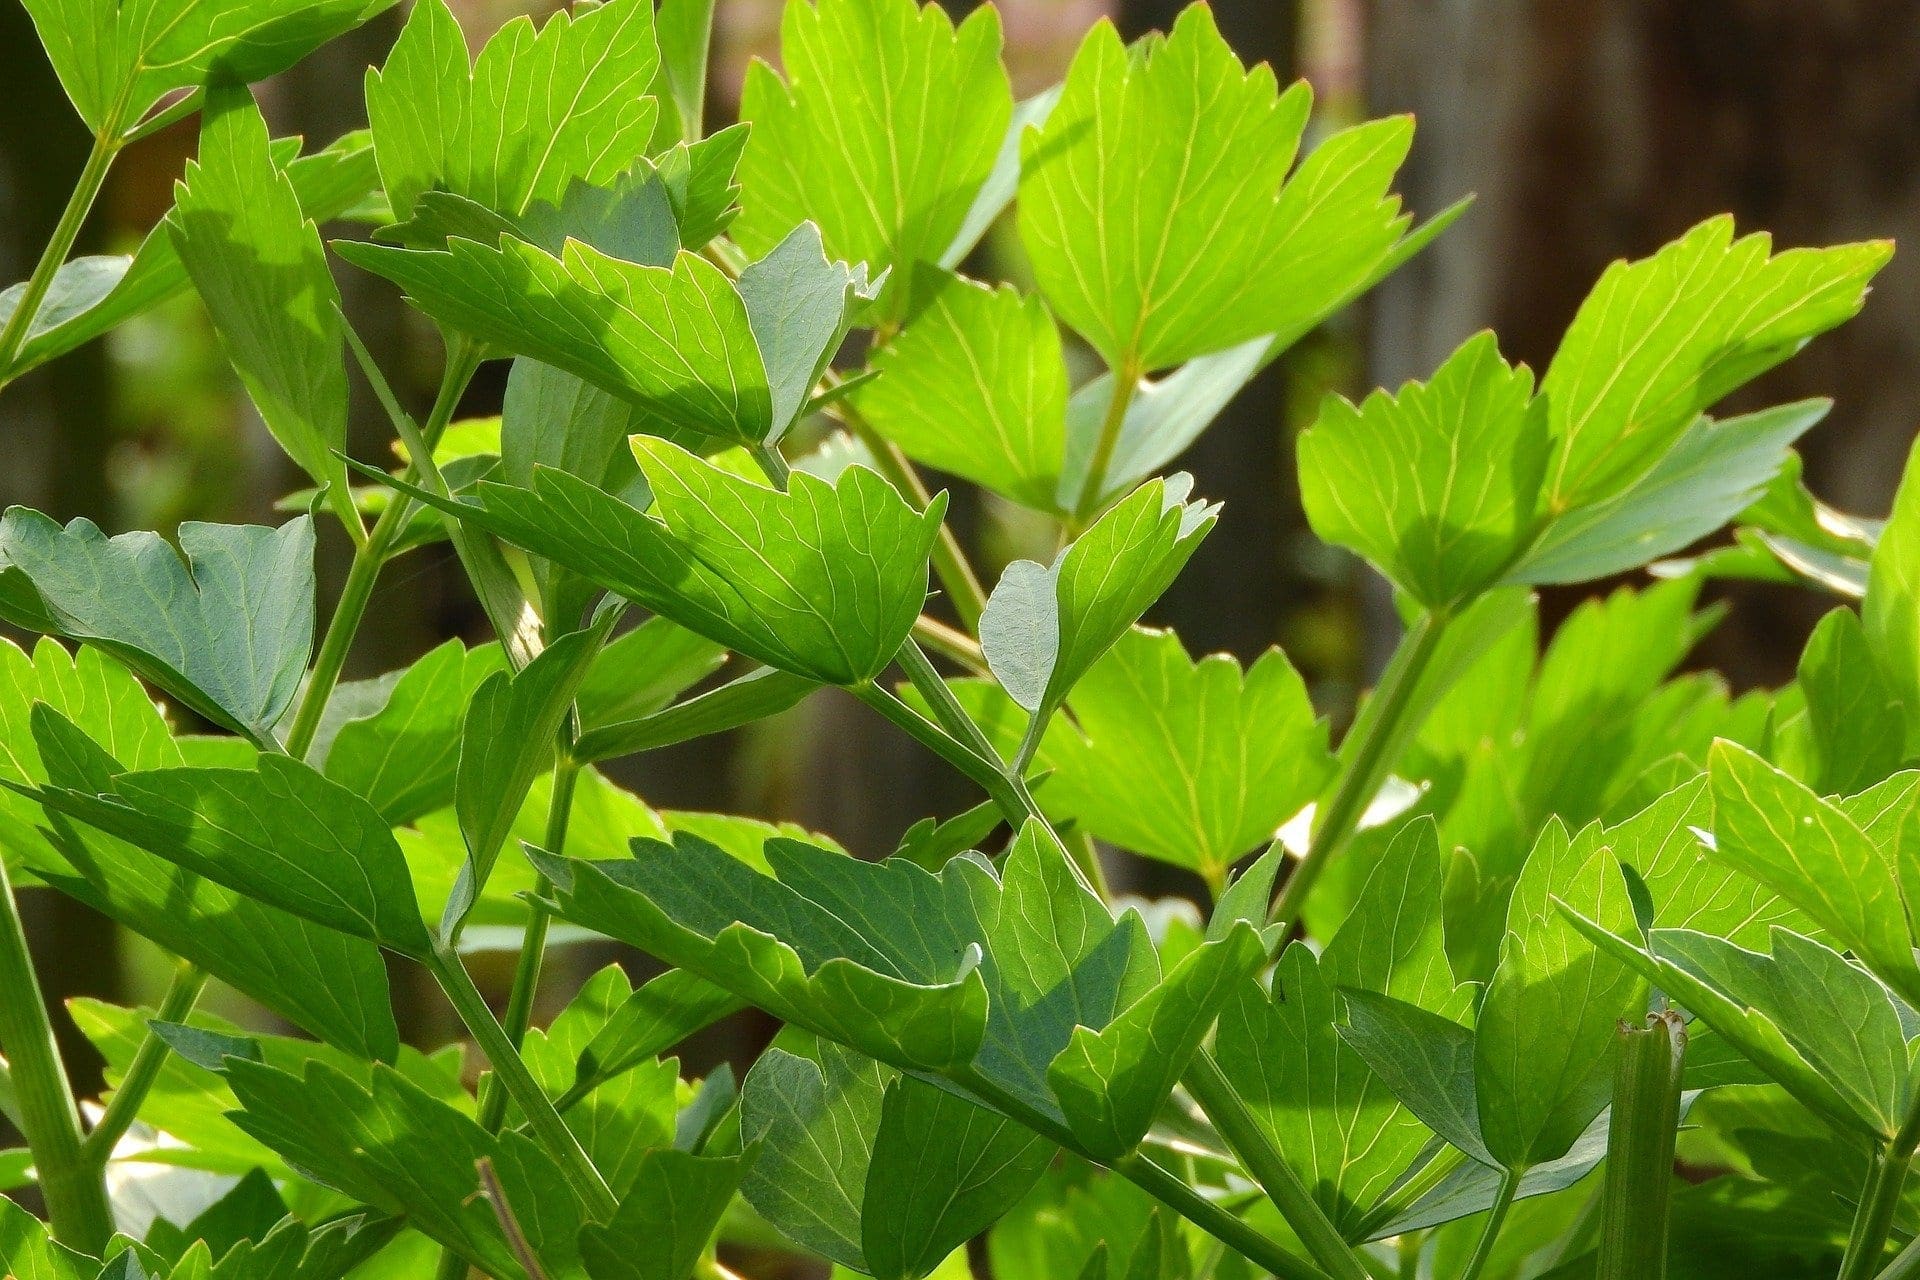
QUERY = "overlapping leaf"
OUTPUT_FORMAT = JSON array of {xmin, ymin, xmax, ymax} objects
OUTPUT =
[
  {"xmin": 370, "ymin": 439, "xmax": 942, "ymax": 686},
  {"xmin": 535, "ymin": 823, "xmax": 1263, "ymax": 1156},
  {"xmin": 1020, "ymin": 6, "xmax": 1426, "ymax": 371},
  {"xmin": 0, "ymin": 511, "xmax": 313, "ymax": 746},
  {"xmin": 735, "ymin": 0, "xmax": 1010, "ymax": 325},
  {"xmin": 364, "ymin": 0, "xmax": 658, "ymax": 221},
  {"xmin": 1299, "ymin": 331, "xmax": 1545, "ymax": 608},
  {"xmin": 979, "ymin": 476, "xmax": 1215, "ymax": 724},
  {"xmin": 1539, "ymin": 216, "xmax": 1890, "ymax": 510},
  {"xmin": 1039, "ymin": 627, "xmax": 1331, "ymax": 884}
]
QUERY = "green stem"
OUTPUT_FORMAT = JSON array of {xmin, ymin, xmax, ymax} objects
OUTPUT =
[
  {"xmin": 1596, "ymin": 1012, "xmax": 1685, "ymax": 1280},
  {"xmin": 427, "ymin": 944, "xmax": 615, "ymax": 1220},
  {"xmin": 1457, "ymin": 1169, "xmax": 1519, "ymax": 1280},
  {"xmin": 1877, "ymin": 1236, "xmax": 1920, "ymax": 1280},
  {"xmin": 79, "ymin": 960, "xmax": 206, "ymax": 1165},
  {"xmin": 1183, "ymin": 1049, "xmax": 1372, "ymax": 1280},
  {"xmin": 0, "ymin": 129, "xmax": 119, "ymax": 386},
  {"xmin": 749, "ymin": 441, "xmax": 791, "ymax": 489},
  {"xmin": 0, "ymin": 860, "xmax": 112, "ymax": 1252},
  {"xmin": 911, "ymin": 615, "xmax": 988, "ymax": 677},
  {"xmin": 285, "ymin": 338, "xmax": 482, "ymax": 759},
  {"xmin": 1075, "ymin": 359, "xmax": 1142, "ymax": 525},
  {"xmin": 1268, "ymin": 607, "xmax": 1452, "ymax": 935},
  {"xmin": 1840, "ymin": 1096, "xmax": 1920, "ymax": 1280}
]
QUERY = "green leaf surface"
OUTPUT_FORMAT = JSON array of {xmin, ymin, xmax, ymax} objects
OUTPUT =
[
  {"xmin": 0, "ymin": 1192, "xmax": 96, "ymax": 1280},
  {"xmin": 320, "ymin": 638, "xmax": 506, "ymax": 823},
  {"xmin": 1706, "ymin": 740, "xmax": 1920, "ymax": 1006},
  {"xmin": 979, "ymin": 476, "xmax": 1215, "ymax": 721},
  {"xmin": 1475, "ymin": 820, "xmax": 1646, "ymax": 1169},
  {"xmin": 219, "ymin": 1056, "xmax": 586, "ymax": 1279},
  {"xmin": 1020, "ymin": 9, "xmax": 1419, "ymax": 371},
  {"xmin": 365, "ymin": 0, "xmax": 657, "ymax": 221},
  {"xmin": 569, "ymin": 967, "xmax": 741, "ymax": 1104},
  {"xmin": 574, "ymin": 618, "xmax": 727, "ymax": 736},
  {"xmin": 23, "ymin": 0, "xmax": 392, "ymax": 132},
  {"xmin": 735, "ymin": 221, "xmax": 884, "ymax": 443},
  {"xmin": 1779, "ymin": 607, "xmax": 1907, "ymax": 795},
  {"xmin": 1218, "ymin": 820, "xmax": 1474, "ymax": 1231},
  {"xmin": 1559, "ymin": 909, "xmax": 1882, "ymax": 1140},
  {"xmin": 26, "ymin": 706, "xmax": 432, "ymax": 956},
  {"xmin": 169, "ymin": 80, "xmax": 350, "ymax": 516},
  {"xmin": 573, "ymin": 666, "xmax": 817, "ymax": 764},
  {"xmin": 1040, "ymin": 626, "xmax": 1331, "ymax": 883},
  {"xmin": 1299, "ymin": 331, "xmax": 1545, "ymax": 609},
  {"xmin": 370, "ymin": 441, "xmax": 941, "ymax": 685},
  {"xmin": 448, "ymin": 621, "xmax": 608, "ymax": 939},
  {"xmin": 1510, "ymin": 399, "xmax": 1830, "ymax": 584},
  {"xmin": 1540, "ymin": 217, "xmax": 1890, "ymax": 510},
  {"xmin": 579, "ymin": 1147, "xmax": 746, "ymax": 1280},
  {"xmin": 734, "ymin": 0, "xmax": 1011, "ymax": 324},
  {"xmin": 1336, "ymin": 990, "xmax": 1492, "ymax": 1168},
  {"xmin": 4, "ymin": 657, "xmax": 397, "ymax": 1059},
  {"xmin": 741, "ymin": 1044, "xmax": 884, "ymax": 1271},
  {"xmin": 0, "ymin": 511, "xmax": 313, "ymax": 745},
  {"xmin": 853, "ymin": 269, "xmax": 1069, "ymax": 512},
  {"xmin": 1867, "ymin": 433, "xmax": 1920, "ymax": 755}
]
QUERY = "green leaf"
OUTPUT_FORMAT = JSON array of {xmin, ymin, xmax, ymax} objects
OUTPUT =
[
  {"xmin": 1298, "ymin": 331, "xmax": 1546, "ymax": 609},
  {"xmin": 218, "ymin": 1056, "xmax": 586, "ymax": 1279},
  {"xmin": 1336, "ymin": 990, "xmax": 1492, "ymax": 1168},
  {"xmin": 1509, "ymin": 399, "xmax": 1830, "ymax": 584},
  {"xmin": 569, "ymin": 967, "xmax": 741, "ymax": 1104},
  {"xmin": 365, "ymin": 0, "xmax": 658, "ymax": 221},
  {"xmin": 734, "ymin": 0, "xmax": 1011, "ymax": 325},
  {"xmin": 320, "ymin": 639, "xmax": 506, "ymax": 823},
  {"xmin": 534, "ymin": 831, "xmax": 990, "ymax": 1072},
  {"xmin": 448, "ymin": 621, "xmax": 609, "ymax": 940},
  {"xmin": 1039, "ymin": 626, "xmax": 1332, "ymax": 884},
  {"xmin": 573, "ymin": 666, "xmax": 817, "ymax": 764},
  {"xmin": 1047, "ymin": 920, "xmax": 1264, "ymax": 1158},
  {"xmin": 648, "ymin": 0, "xmax": 715, "ymax": 147},
  {"xmin": 1218, "ymin": 820, "xmax": 1475, "ymax": 1231},
  {"xmin": 1475, "ymin": 819, "xmax": 1646, "ymax": 1169},
  {"xmin": 579, "ymin": 1147, "xmax": 747, "ymax": 1280},
  {"xmin": 741, "ymin": 1044, "xmax": 884, "ymax": 1271},
  {"xmin": 1867, "ymin": 433, "xmax": 1920, "ymax": 755},
  {"xmin": 1539, "ymin": 217, "xmax": 1890, "ymax": 510},
  {"xmin": 370, "ymin": 441, "xmax": 942, "ymax": 685},
  {"xmin": 736, "ymin": 221, "xmax": 884, "ymax": 443},
  {"xmin": 1558, "ymin": 908, "xmax": 1882, "ymax": 1140},
  {"xmin": 0, "ymin": 511, "xmax": 313, "ymax": 746},
  {"xmin": 852, "ymin": 268, "xmax": 1069, "ymax": 512},
  {"xmin": 25, "ymin": 706, "xmax": 432, "ymax": 957},
  {"xmin": 575, "ymin": 618, "xmax": 727, "ymax": 735},
  {"xmin": 1021, "ymin": 9, "xmax": 1423, "ymax": 371},
  {"xmin": 863, "ymin": 1071, "xmax": 1052, "ymax": 1280},
  {"xmin": 2, "ymin": 130, "xmax": 382, "ymax": 384},
  {"xmin": 168, "ymin": 81, "xmax": 349, "ymax": 517},
  {"xmin": 0, "ymin": 1193, "xmax": 96, "ymax": 1280},
  {"xmin": 22, "ymin": 0, "xmax": 393, "ymax": 132},
  {"xmin": 1707, "ymin": 740, "xmax": 1920, "ymax": 1006},
  {"xmin": 20, "ymin": 702, "xmax": 396, "ymax": 1060},
  {"xmin": 0, "ymin": 639, "xmax": 173, "ymax": 876},
  {"xmin": 979, "ymin": 476, "xmax": 1215, "ymax": 721},
  {"xmin": 1780, "ymin": 607, "xmax": 1907, "ymax": 794}
]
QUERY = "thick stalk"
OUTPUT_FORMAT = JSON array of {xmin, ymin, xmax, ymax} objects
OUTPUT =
[
  {"xmin": 1183, "ymin": 1049, "xmax": 1372, "ymax": 1280},
  {"xmin": 285, "ymin": 340, "xmax": 482, "ymax": 758},
  {"xmin": 0, "ymin": 130, "xmax": 119, "ymax": 386},
  {"xmin": 1595, "ymin": 1012, "xmax": 1685, "ymax": 1280},
  {"xmin": 0, "ymin": 860, "xmax": 113, "ymax": 1252},
  {"xmin": 79, "ymin": 960, "xmax": 206, "ymax": 1164},
  {"xmin": 1075, "ymin": 359, "xmax": 1142, "ymax": 526},
  {"xmin": 427, "ymin": 944, "xmax": 616, "ymax": 1219},
  {"xmin": 1268, "ymin": 607, "xmax": 1452, "ymax": 934},
  {"xmin": 1840, "ymin": 1094, "xmax": 1920, "ymax": 1280}
]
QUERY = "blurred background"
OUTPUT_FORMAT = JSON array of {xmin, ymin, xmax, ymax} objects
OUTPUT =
[{"xmin": 3, "ymin": 0, "xmax": 1917, "ymax": 1109}]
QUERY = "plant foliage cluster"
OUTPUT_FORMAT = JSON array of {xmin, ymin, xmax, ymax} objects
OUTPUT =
[{"xmin": 0, "ymin": 0, "xmax": 1912, "ymax": 1278}]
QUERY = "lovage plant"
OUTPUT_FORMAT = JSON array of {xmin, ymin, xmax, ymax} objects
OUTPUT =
[{"xmin": 0, "ymin": 0, "xmax": 1910, "ymax": 1278}]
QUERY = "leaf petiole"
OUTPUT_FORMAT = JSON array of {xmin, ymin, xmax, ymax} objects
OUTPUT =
[
  {"xmin": 78, "ymin": 959, "xmax": 206, "ymax": 1165},
  {"xmin": 0, "ymin": 128, "xmax": 120, "ymax": 387},
  {"xmin": 1457, "ymin": 1168, "xmax": 1520, "ymax": 1280}
]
